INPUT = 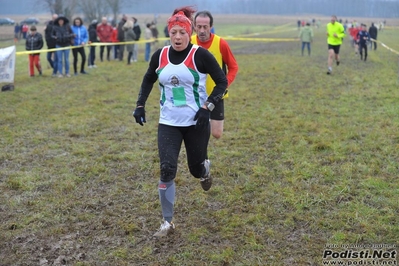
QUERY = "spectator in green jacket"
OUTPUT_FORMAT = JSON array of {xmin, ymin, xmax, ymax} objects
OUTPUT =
[{"xmin": 299, "ymin": 22, "xmax": 313, "ymax": 56}]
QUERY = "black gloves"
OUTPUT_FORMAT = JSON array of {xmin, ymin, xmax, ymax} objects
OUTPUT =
[
  {"xmin": 194, "ymin": 108, "xmax": 210, "ymax": 130},
  {"xmin": 133, "ymin": 107, "xmax": 146, "ymax": 126}
]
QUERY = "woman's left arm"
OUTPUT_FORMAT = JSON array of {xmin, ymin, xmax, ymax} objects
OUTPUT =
[{"xmin": 195, "ymin": 47, "xmax": 228, "ymax": 104}]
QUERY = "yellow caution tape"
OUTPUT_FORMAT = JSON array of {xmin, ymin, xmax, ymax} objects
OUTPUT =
[
  {"xmin": 224, "ymin": 37, "xmax": 297, "ymax": 42},
  {"xmin": 16, "ymin": 35, "xmax": 297, "ymax": 55},
  {"xmin": 16, "ymin": 38, "xmax": 160, "ymax": 55},
  {"xmin": 236, "ymin": 25, "xmax": 296, "ymax": 37},
  {"xmin": 370, "ymin": 38, "xmax": 399, "ymax": 55}
]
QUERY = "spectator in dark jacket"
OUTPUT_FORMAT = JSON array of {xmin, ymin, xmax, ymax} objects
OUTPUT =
[
  {"xmin": 88, "ymin": 20, "xmax": 98, "ymax": 68},
  {"xmin": 132, "ymin": 17, "xmax": 141, "ymax": 62},
  {"xmin": 14, "ymin": 23, "xmax": 20, "ymax": 43},
  {"xmin": 368, "ymin": 22, "xmax": 378, "ymax": 50},
  {"xmin": 163, "ymin": 24, "xmax": 170, "ymax": 46},
  {"xmin": 150, "ymin": 21, "xmax": 159, "ymax": 49},
  {"xmin": 52, "ymin": 15, "xmax": 74, "ymax": 77},
  {"xmin": 25, "ymin": 25, "xmax": 43, "ymax": 77},
  {"xmin": 45, "ymin": 14, "xmax": 58, "ymax": 75},
  {"xmin": 117, "ymin": 15, "xmax": 127, "ymax": 61}
]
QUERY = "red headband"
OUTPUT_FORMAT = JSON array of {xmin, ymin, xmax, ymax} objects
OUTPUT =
[{"xmin": 167, "ymin": 11, "xmax": 192, "ymax": 36}]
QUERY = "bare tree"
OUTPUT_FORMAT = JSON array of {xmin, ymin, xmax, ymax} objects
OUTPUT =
[
  {"xmin": 35, "ymin": 0, "xmax": 77, "ymax": 20},
  {"xmin": 106, "ymin": 0, "xmax": 125, "ymax": 24},
  {"xmin": 79, "ymin": 0, "xmax": 109, "ymax": 23}
]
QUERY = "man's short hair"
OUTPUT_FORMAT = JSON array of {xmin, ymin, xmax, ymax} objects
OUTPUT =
[
  {"xmin": 194, "ymin": 10, "xmax": 214, "ymax": 27},
  {"xmin": 30, "ymin": 25, "xmax": 37, "ymax": 31}
]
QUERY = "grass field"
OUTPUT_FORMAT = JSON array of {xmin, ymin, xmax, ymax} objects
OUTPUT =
[{"xmin": 1, "ymin": 14, "xmax": 399, "ymax": 265}]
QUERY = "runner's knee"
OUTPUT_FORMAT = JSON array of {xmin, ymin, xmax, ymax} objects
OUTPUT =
[{"xmin": 160, "ymin": 163, "xmax": 176, "ymax": 182}]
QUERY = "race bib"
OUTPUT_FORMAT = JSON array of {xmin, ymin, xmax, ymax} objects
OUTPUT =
[{"xmin": 172, "ymin": 86, "xmax": 186, "ymax": 106}]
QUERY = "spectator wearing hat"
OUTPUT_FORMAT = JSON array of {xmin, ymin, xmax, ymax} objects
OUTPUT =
[
  {"xmin": 25, "ymin": 25, "xmax": 44, "ymax": 77},
  {"xmin": 52, "ymin": 15, "xmax": 74, "ymax": 77}
]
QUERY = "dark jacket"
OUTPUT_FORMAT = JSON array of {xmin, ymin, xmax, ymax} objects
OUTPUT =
[
  {"xmin": 164, "ymin": 25, "xmax": 169, "ymax": 37},
  {"xmin": 45, "ymin": 20, "xmax": 56, "ymax": 48},
  {"xmin": 357, "ymin": 30, "xmax": 370, "ymax": 45},
  {"xmin": 117, "ymin": 18, "xmax": 126, "ymax": 42},
  {"xmin": 26, "ymin": 32, "xmax": 44, "ymax": 52},
  {"xmin": 369, "ymin": 24, "xmax": 378, "ymax": 39},
  {"xmin": 88, "ymin": 22, "xmax": 98, "ymax": 43},
  {"xmin": 133, "ymin": 23, "xmax": 141, "ymax": 41},
  {"xmin": 52, "ymin": 16, "xmax": 74, "ymax": 47}
]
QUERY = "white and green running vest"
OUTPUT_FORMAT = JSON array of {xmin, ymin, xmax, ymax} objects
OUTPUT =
[{"xmin": 156, "ymin": 45, "xmax": 208, "ymax": 127}]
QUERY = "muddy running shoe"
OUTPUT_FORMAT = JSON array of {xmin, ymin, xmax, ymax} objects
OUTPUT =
[
  {"xmin": 153, "ymin": 220, "xmax": 175, "ymax": 237},
  {"xmin": 200, "ymin": 159, "xmax": 212, "ymax": 191},
  {"xmin": 336, "ymin": 61, "xmax": 340, "ymax": 66}
]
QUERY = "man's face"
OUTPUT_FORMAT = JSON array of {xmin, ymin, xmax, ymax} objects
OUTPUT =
[
  {"xmin": 102, "ymin": 18, "xmax": 107, "ymax": 24},
  {"xmin": 194, "ymin": 16, "xmax": 212, "ymax": 42},
  {"xmin": 331, "ymin": 16, "xmax": 336, "ymax": 24}
]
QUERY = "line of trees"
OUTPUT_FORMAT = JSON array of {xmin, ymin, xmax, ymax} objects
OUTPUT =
[
  {"xmin": 34, "ymin": 0, "xmax": 132, "ymax": 23},
  {"xmin": 219, "ymin": 0, "xmax": 399, "ymax": 18},
  {"xmin": 131, "ymin": 0, "xmax": 399, "ymax": 18},
  {"xmin": 33, "ymin": 0, "xmax": 399, "ymax": 20}
]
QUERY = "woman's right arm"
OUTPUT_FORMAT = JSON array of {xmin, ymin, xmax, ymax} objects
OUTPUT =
[{"xmin": 136, "ymin": 49, "xmax": 162, "ymax": 107}]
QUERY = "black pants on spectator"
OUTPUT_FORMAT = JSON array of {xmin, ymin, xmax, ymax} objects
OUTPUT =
[
  {"xmin": 371, "ymin": 41, "xmax": 377, "ymax": 50},
  {"xmin": 118, "ymin": 45, "xmax": 125, "ymax": 61},
  {"xmin": 100, "ymin": 45, "xmax": 111, "ymax": 61},
  {"xmin": 127, "ymin": 52, "xmax": 133, "ymax": 64},
  {"xmin": 72, "ymin": 47, "xmax": 86, "ymax": 73},
  {"xmin": 88, "ymin": 46, "xmax": 96, "ymax": 66}
]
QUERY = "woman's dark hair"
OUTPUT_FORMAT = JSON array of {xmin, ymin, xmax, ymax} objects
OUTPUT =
[
  {"xmin": 194, "ymin": 10, "xmax": 213, "ymax": 27},
  {"xmin": 172, "ymin": 6, "xmax": 197, "ymax": 23},
  {"xmin": 73, "ymin": 17, "xmax": 84, "ymax": 26}
]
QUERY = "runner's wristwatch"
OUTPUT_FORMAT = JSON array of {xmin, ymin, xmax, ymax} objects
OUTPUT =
[{"xmin": 205, "ymin": 102, "xmax": 215, "ymax": 112}]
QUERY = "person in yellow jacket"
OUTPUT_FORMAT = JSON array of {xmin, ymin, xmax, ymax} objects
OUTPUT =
[
  {"xmin": 191, "ymin": 11, "xmax": 238, "ymax": 139},
  {"xmin": 326, "ymin": 15, "xmax": 345, "ymax": 75}
]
